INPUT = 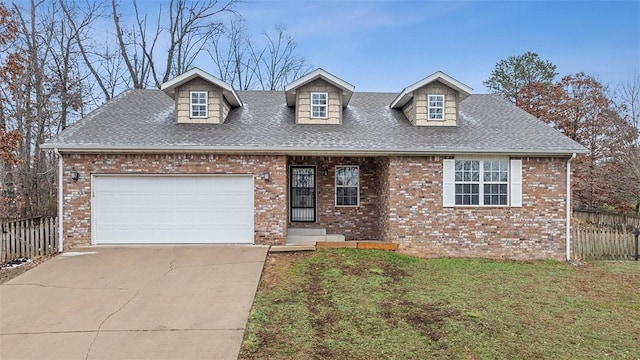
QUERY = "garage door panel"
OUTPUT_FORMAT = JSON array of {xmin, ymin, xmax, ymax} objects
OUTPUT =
[{"xmin": 93, "ymin": 175, "xmax": 254, "ymax": 244}]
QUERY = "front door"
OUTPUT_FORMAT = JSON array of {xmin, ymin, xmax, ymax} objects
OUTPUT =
[{"xmin": 290, "ymin": 166, "xmax": 316, "ymax": 222}]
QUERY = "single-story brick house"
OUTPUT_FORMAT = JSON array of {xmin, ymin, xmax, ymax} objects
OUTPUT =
[{"xmin": 41, "ymin": 68, "xmax": 586, "ymax": 260}]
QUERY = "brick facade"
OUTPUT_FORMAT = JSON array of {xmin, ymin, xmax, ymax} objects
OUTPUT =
[
  {"xmin": 381, "ymin": 156, "xmax": 567, "ymax": 260},
  {"xmin": 62, "ymin": 154, "xmax": 287, "ymax": 248},
  {"xmin": 62, "ymin": 153, "xmax": 568, "ymax": 260}
]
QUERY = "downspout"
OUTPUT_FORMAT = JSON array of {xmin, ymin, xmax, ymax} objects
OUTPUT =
[
  {"xmin": 566, "ymin": 153, "xmax": 576, "ymax": 261},
  {"xmin": 53, "ymin": 149, "xmax": 64, "ymax": 252}
]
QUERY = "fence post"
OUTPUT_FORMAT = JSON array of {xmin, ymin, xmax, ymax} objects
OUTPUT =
[{"xmin": 635, "ymin": 228, "xmax": 639, "ymax": 261}]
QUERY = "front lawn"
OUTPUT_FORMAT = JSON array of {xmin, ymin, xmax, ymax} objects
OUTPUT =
[{"xmin": 239, "ymin": 249, "xmax": 640, "ymax": 359}]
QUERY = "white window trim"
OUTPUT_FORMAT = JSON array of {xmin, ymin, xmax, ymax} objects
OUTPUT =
[
  {"xmin": 428, "ymin": 94, "xmax": 445, "ymax": 121},
  {"xmin": 190, "ymin": 91, "xmax": 208, "ymax": 118},
  {"xmin": 335, "ymin": 165, "xmax": 359, "ymax": 207},
  {"xmin": 444, "ymin": 157, "xmax": 517, "ymax": 207},
  {"xmin": 310, "ymin": 92, "xmax": 328, "ymax": 119}
]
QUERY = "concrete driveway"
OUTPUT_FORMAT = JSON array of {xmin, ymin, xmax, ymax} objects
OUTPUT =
[{"xmin": 0, "ymin": 245, "xmax": 268, "ymax": 360}]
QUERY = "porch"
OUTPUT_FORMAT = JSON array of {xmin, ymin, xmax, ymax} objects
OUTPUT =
[{"xmin": 286, "ymin": 156, "xmax": 387, "ymax": 244}]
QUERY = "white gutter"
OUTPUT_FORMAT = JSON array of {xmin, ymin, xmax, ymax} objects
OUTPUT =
[
  {"xmin": 53, "ymin": 149, "xmax": 64, "ymax": 252},
  {"xmin": 566, "ymin": 153, "xmax": 576, "ymax": 261},
  {"xmin": 40, "ymin": 144, "xmax": 588, "ymax": 157}
]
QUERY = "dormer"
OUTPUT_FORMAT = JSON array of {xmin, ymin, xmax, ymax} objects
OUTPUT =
[
  {"xmin": 284, "ymin": 68, "xmax": 355, "ymax": 125},
  {"xmin": 390, "ymin": 71, "xmax": 472, "ymax": 127},
  {"xmin": 161, "ymin": 68, "xmax": 242, "ymax": 124}
]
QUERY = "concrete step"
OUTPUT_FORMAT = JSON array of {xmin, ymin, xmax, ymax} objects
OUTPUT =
[
  {"xmin": 286, "ymin": 233, "xmax": 346, "ymax": 245},
  {"xmin": 287, "ymin": 228, "xmax": 326, "ymax": 236},
  {"xmin": 287, "ymin": 235, "xmax": 328, "ymax": 244}
]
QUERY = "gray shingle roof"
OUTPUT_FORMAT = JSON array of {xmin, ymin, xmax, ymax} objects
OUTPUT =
[{"xmin": 42, "ymin": 89, "xmax": 586, "ymax": 155}]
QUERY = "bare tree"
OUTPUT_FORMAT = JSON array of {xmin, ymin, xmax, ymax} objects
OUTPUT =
[
  {"xmin": 209, "ymin": 19, "xmax": 259, "ymax": 90},
  {"xmin": 209, "ymin": 22, "xmax": 311, "ymax": 91},
  {"xmin": 253, "ymin": 24, "xmax": 310, "ymax": 90},
  {"xmin": 107, "ymin": 0, "xmax": 236, "ymax": 89},
  {"xmin": 2, "ymin": 0, "xmax": 313, "ymax": 218},
  {"xmin": 59, "ymin": 0, "xmax": 113, "ymax": 101},
  {"xmin": 161, "ymin": 0, "xmax": 236, "ymax": 85},
  {"xmin": 616, "ymin": 73, "xmax": 640, "ymax": 145}
]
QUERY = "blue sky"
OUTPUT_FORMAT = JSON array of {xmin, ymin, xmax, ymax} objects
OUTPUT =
[{"xmin": 226, "ymin": 0, "xmax": 639, "ymax": 93}]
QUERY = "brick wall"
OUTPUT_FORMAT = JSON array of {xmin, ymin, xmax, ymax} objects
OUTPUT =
[
  {"xmin": 288, "ymin": 156, "xmax": 380, "ymax": 240},
  {"xmin": 383, "ymin": 156, "xmax": 568, "ymax": 260},
  {"xmin": 376, "ymin": 157, "xmax": 391, "ymax": 241},
  {"xmin": 61, "ymin": 152, "xmax": 569, "ymax": 259},
  {"xmin": 62, "ymin": 154, "xmax": 287, "ymax": 248}
]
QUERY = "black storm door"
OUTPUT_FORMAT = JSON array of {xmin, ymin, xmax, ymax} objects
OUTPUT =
[{"xmin": 290, "ymin": 166, "xmax": 316, "ymax": 222}]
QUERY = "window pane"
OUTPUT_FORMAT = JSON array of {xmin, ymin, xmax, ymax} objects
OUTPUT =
[
  {"xmin": 455, "ymin": 183, "xmax": 479, "ymax": 205},
  {"xmin": 336, "ymin": 167, "xmax": 358, "ymax": 186},
  {"xmin": 456, "ymin": 159, "xmax": 509, "ymax": 206},
  {"xmin": 335, "ymin": 166, "xmax": 358, "ymax": 206},
  {"xmin": 312, "ymin": 93, "xmax": 327, "ymax": 105},
  {"xmin": 428, "ymin": 95, "xmax": 443, "ymax": 106},
  {"xmin": 484, "ymin": 184, "xmax": 508, "ymax": 205},
  {"xmin": 428, "ymin": 95, "xmax": 444, "ymax": 120},
  {"xmin": 483, "ymin": 160, "xmax": 508, "ymax": 184},
  {"xmin": 336, "ymin": 187, "xmax": 357, "ymax": 206},
  {"xmin": 455, "ymin": 160, "xmax": 479, "ymax": 183}
]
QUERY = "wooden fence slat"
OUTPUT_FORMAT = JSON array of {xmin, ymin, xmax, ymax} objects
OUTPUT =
[
  {"xmin": 39, "ymin": 218, "xmax": 44, "ymax": 257},
  {"xmin": 27, "ymin": 219, "xmax": 32, "ymax": 259},
  {"xmin": 44, "ymin": 218, "xmax": 49, "ymax": 256},
  {"xmin": 1, "ymin": 223, "xmax": 5, "ymax": 263},
  {"xmin": 571, "ymin": 223, "xmax": 637, "ymax": 261},
  {"xmin": 51, "ymin": 217, "xmax": 55, "ymax": 254},
  {"xmin": 1, "ymin": 216, "xmax": 59, "ymax": 264},
  {"xmin": 20, "ymin": 221, "xmax": 25, "ymax": 259}
]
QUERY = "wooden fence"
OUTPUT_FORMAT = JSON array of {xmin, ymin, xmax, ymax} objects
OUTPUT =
[
  {"xmin": 573, "ymin": 210, "xmax": 640, "ymax": 228},
  {"xmin": 1, "ymin": 217, "xmax": 58, "ymax": 264},
  {"xmin": 572, "ymin": 211, "xmax": 639, "ymax": 261}
]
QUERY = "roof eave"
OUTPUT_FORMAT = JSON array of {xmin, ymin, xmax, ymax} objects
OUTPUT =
[
  {"xmin": 284, "ymin": 68, "xmax": 355, "ymax": 107},
  {"xmin": 390, "ymin": 71, "xmax": 473, "ymax": 109},
  {"xmin": 389, "ymin": 90, "xmax": 411, "ymax": 109},
  {"xmin": 160, "ymin": 67, "xmax": 243, "ymax": 107},
  {"xmin": 40, "ymin": 143, "xmax": 588, "ymax": 156}
]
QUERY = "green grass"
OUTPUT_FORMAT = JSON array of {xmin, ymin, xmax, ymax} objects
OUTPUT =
[{"xmin": 239, "ymin": 249, "xmax": 640, "ymax": 359}]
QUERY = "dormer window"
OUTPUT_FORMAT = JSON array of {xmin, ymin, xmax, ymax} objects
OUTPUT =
[
  {"xmin": 161, "ymin": 68, "xmax": 242, "ymax": 124},
  {"xmin": 390, "ymin": 71, "xmax": 472, "ymax": 127},
  {"xmin": 190, "ymin": 91, "xmax": 208, "ymax": 118},
  {"xmin": 311, "ymin": 92, "xmax": 328, "ymax": 118},
  {"xmin": 428, "ymin": 95, "xmax": 444, "ymax": 120},
  {"xmin": 285, "ymin": 69, "xmax": 354, "ymax": 125}
]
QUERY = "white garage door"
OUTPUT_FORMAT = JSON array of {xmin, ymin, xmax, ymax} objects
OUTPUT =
[{"xmin": 92, "ymin": 175, "xmax": 254, "ymax": 244}]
